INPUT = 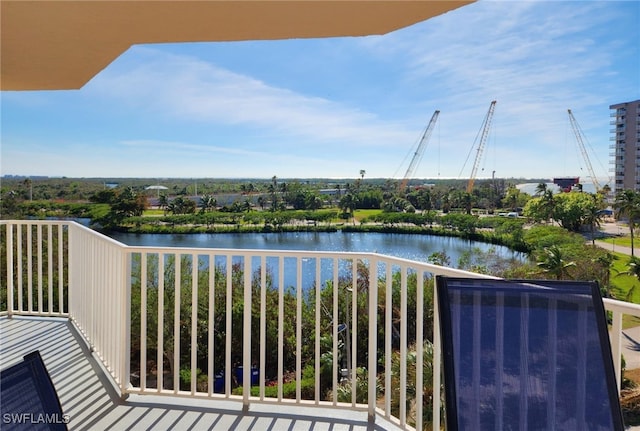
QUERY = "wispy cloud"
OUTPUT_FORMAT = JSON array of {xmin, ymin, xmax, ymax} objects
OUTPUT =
[
  {"xmin": 88, "ymin": 48, "xmax": 415, "ymax": 149},
  {"xmin": 120, "ymin": 139, "xmax": 267, "ymax": 157}
]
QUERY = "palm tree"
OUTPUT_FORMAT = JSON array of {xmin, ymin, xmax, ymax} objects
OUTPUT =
[
  {"xmin": 23, "ymin": 177, "xmax": 33, "ymax": 201},
  {"xmin": 357, "ymin": 170, "xmax": 366, "ymax": 190},
  {"xmin": 339, "ymin": 193, "xmax": 358, "ymax": 224},
  {"xmin": 615, "ymin": 256, "xmax": 640, "ymax": 301},
  {"xmin": 614, "ymin": 189, "xmax": 640, "ymax": 257},
  {"xmin": 595, "ymin": 252, "xmax": 616, "ymax": 298},
  {"xmin": 158, "ymin": 194, "xmax": 169, "ymax": 215},
  {"xmin": 257, "ymin": 196, "xmax": 266, "ymax": 211},
  {"xmin": 461, "ymin": 191, "xmax": 473, "ymax": 215},
  {"xmin": 599, "ymin": 184, "xmax": 612, "ymax": 199},
  {"xmin": 534, "ymin": 182, "xmax": 547, "ymax": 197},
  {"xmin": 269, "ymin": 177, "xmax": 278, "ymax": 211},
  {"xmin": 536, "ymin": 245, "xmax": 576, "ymax": 280},
  {"xmin": 583, "ymin": 195, "xmax": 604, "ymax": 245},
  {"xmin": 242, "ymin": 199, "xmax": 252, "ymax": 212},
  {"xmin": 199, "ymin": 194, "xmax": 216, "ymax": 213},
  {"xmin": 541, "ymin": 189, "xmax": 555, "ymax": 224}
]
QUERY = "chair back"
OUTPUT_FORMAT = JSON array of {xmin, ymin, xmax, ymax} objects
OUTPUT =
[{"xmin": 436, "ymin": 277, "xmax": 624, "ymax": 431}]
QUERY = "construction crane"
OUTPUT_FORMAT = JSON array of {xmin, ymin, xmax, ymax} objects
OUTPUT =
[
  {"xmin": 567, "ymin": 109, "xmax": 601, "ymax": 192},
  {"xmin": 467, "ymin": 100, "xmax": 497, "ymax": 193},
  {"xmin": 399, "ymin": 110, "xmax": 440, "ymax": 192}
]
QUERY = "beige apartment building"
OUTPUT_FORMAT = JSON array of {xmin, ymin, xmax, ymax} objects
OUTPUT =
[{"xmin": 611, "ymin": 99, "xmax": 640, "ymax": 194}]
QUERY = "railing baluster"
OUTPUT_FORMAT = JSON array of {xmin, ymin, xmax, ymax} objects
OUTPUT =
[
  {"xmin": 158, "ymin": 253, "xmax": 165, "ymax": 393},
  {"xmin": 140, "ymin": 252, "xmax": 148, "ymax": 392},
  {"xmin": 243, "ymin": 255, "xmax": 252, "ymax": 408},
  {"xmin": 16, "ymin": 224, "xmax": 22, "ymax": 313},
  {"xmin": 6, "ymin": 223, "xmax": 14, "ymax": 316},
  {"xmin": 277, "ymin": 256, "xmax": 284, "ymax": 401},
  {"xmin": 225, "ymin": 255, "xmax": 232, "ymax": 397},
  {"xmin": 400, "ymin": 265, "xmax": 407, "ymax": 427},
  {"xmin": 610, "ymin": 307, "xmax": 623, "ymax": 390},
  {"xmin": 260, "ymin": 256, "xmax": 267, "ymax": 400},
  {"xmin": 351, "ymin": 258, "xmax": 357, "ymax": 406},
  {"xmin": 296, "ymin": 257, "xmax": 302, "ymax": 403},
  {"xmin": 27, "ymin": 224, "xmax": 32, "ymax": 313},
  {"xmin": 37, "ymin": 224, "xmax": 42, "ymax": 314},
  {"xmin": 332, "ymin": 257, "xmax": 338, "ymax": 406},
  {"xmin": 191, "ymin": 254, "xmax": 198, "ymax": 395},
  {"xmin": 368, "ymin": 258, "xmax": 378, "ymax": 423},
  {"xmin": 385, "ymin": 264, "xmax": 392, "ymax": 419},
  {"xmin": 416, "ymin": 269, "xmax": 424, "ymax": 431},
  {"xmin": 207, "ymin": 253, "xmax": 214, "ymax": 397},
  {"xmin": 58, "ymin": 225, "xmax": 64, "ymax": 314},
  {"xmin": 433, "ymin": 275, "xmax": 442, "ymax": 431},
  {"xmin": 174, "ymin": 253, "xmax": 181, "ymax": 394},
  {"xmin": 315, "ymin": 257, "xmax": 321, "ymax": 404},
  {"xmin": 47, "ymin": 225, "xmax": 53, "ymax": 314}
]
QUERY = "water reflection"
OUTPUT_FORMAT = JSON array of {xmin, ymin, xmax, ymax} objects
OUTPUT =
[{"xmin": 109, "ymin": 231, "xmax": 524, "ymax": 264}]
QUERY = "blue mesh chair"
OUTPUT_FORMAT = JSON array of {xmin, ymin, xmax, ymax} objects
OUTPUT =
[
  {"xmin": 0, "ymin": 351, "xmax": 67, "ymax": 430},
  {"xmin": 436, "ymin": 277, "xmax": 624, "ymax": 431}
]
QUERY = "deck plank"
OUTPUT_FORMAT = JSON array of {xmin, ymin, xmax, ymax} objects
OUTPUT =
[{"xmin": 0, "ymin": 317, "xmax": 402, "ymax": 431}]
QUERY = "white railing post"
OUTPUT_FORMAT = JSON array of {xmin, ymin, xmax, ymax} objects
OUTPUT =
[
  {"xmin": 416, "ymin": 269, "xmax": 424, "ymax": 431},
  {"xmin": 399, "ymin": 266, "xmax": 407, "ymax": 427},
  {"xmin": 432, "ymin": 277, "xmax": 442, "ymax": 431},
  {"xmin": 190, "ymin": 253, "xmax": 198, "ymax": 396},
  {"xmin": 368, "ymin": 259, "xmax": 378, "ymax": 423},
  {"xmin": 6, "ymin": 223, "xmax": 14, "ymax": 317},
  {"xmin": 16, "ymin": 224, "xmax": 22, "ymax": 314},
  {"xmin": 610, "ymin": 309, "xmax": 623, "ymax": 391},
  {"xmin": 296, "ymin": 258, "xmax": 302, "ymax": 403},
  {"xmin": 121, "ymin": 248, "xmax": 132, "ymax": 398},
  {"xmin": 243, "ymin": 255, "xmax": 252, "ymax": 410}
]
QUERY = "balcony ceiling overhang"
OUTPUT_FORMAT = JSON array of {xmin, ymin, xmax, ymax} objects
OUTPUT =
[{"xmin": 0, "ymin": 0, "xmax": 472, "ymax": 91}]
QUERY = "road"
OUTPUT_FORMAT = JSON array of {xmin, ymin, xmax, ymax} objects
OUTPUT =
[{"xmin": 593, "ymin": 222, "xmax": 640, "ymax": 372}]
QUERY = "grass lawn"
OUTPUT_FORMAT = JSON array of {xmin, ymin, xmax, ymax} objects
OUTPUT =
[
  {"xmin": 600, "ymin": 235, "xmax": 635, "ymax": 248},
  {"xmin": 610, "ymin": 251, "xmax": 638, "ymax": 299},
  {"xmin": 353, "ymin": 209, "xmax": 382, "ymax": 221},
  {"xmin": 624, "ymin": 315, "xmax": 640, "ymax": 330},
  {"xmin": 608, "ymin": 251, "xmax": 640, "ymax": 329},
  {"xmin": 143, "ymin": 209, "xmax": 165, "ymax": 216}
]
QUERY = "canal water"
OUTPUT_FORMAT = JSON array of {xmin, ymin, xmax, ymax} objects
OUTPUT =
[{"xmin": 106, "ymin": 231, "xmax": 523, "ymax": 265}]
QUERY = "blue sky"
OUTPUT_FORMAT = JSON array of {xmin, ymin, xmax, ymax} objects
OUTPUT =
[{"xmin": 2, "ymin": 1, "xmax": 639, "ymax": 181}]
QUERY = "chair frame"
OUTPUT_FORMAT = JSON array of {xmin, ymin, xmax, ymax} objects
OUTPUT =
[{"xmin": 436, "ymin": 277, "xmax": 624, "ymax": 431}]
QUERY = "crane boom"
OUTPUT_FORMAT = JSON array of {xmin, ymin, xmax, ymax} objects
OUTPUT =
[
  {"xmin": 567, "ymin": 109, "xmax": 601, "ymax": 192},
  {"xmin": 399, "ymin": 110, "xmax": 440, "ymax": 191},
  {"xmin": 467, "ymin": 100, "xmax": 497, "ymax": 193}
]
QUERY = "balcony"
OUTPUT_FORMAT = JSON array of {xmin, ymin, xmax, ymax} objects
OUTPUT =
[{"xmin": 2, "ymin": 220, "xmax": 640, "ymax": 430}]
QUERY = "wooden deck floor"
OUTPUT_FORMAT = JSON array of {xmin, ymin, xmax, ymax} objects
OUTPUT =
[{"xmin": 0, "ymin": 316, "xmax": 404, "ymax": 431}]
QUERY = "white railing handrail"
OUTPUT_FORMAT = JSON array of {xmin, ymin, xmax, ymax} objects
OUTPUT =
[{"xmin": 2, "ymin": 219, "xmax": 639, "ymax": 431}]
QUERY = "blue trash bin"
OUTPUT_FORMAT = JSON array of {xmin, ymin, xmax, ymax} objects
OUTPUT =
[
  {"xmin": 235, "ymin": 366, "xmax": 259, "ymax": 386},
  {"xmin": 251, "ymin": 367, "xmax": 259, "ymax": 386},
  {"xmin": 214, "ymin": 372, "xmax": 224, "ymax": 393}
]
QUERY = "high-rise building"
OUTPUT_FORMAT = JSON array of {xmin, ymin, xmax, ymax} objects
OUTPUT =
[{"xmin": 610, "ymin": 99, "xmax": 640, "ymax": 194}]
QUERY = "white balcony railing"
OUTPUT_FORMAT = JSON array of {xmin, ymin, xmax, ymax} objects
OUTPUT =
[{"xmin": 2, "ymin": 220, "xmax": 640, "ymax": 431}]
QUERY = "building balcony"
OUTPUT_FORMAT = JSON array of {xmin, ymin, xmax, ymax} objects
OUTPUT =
[{"xmin": 2, "ymin": 220, "xmax": 640, "ymax": 431}]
